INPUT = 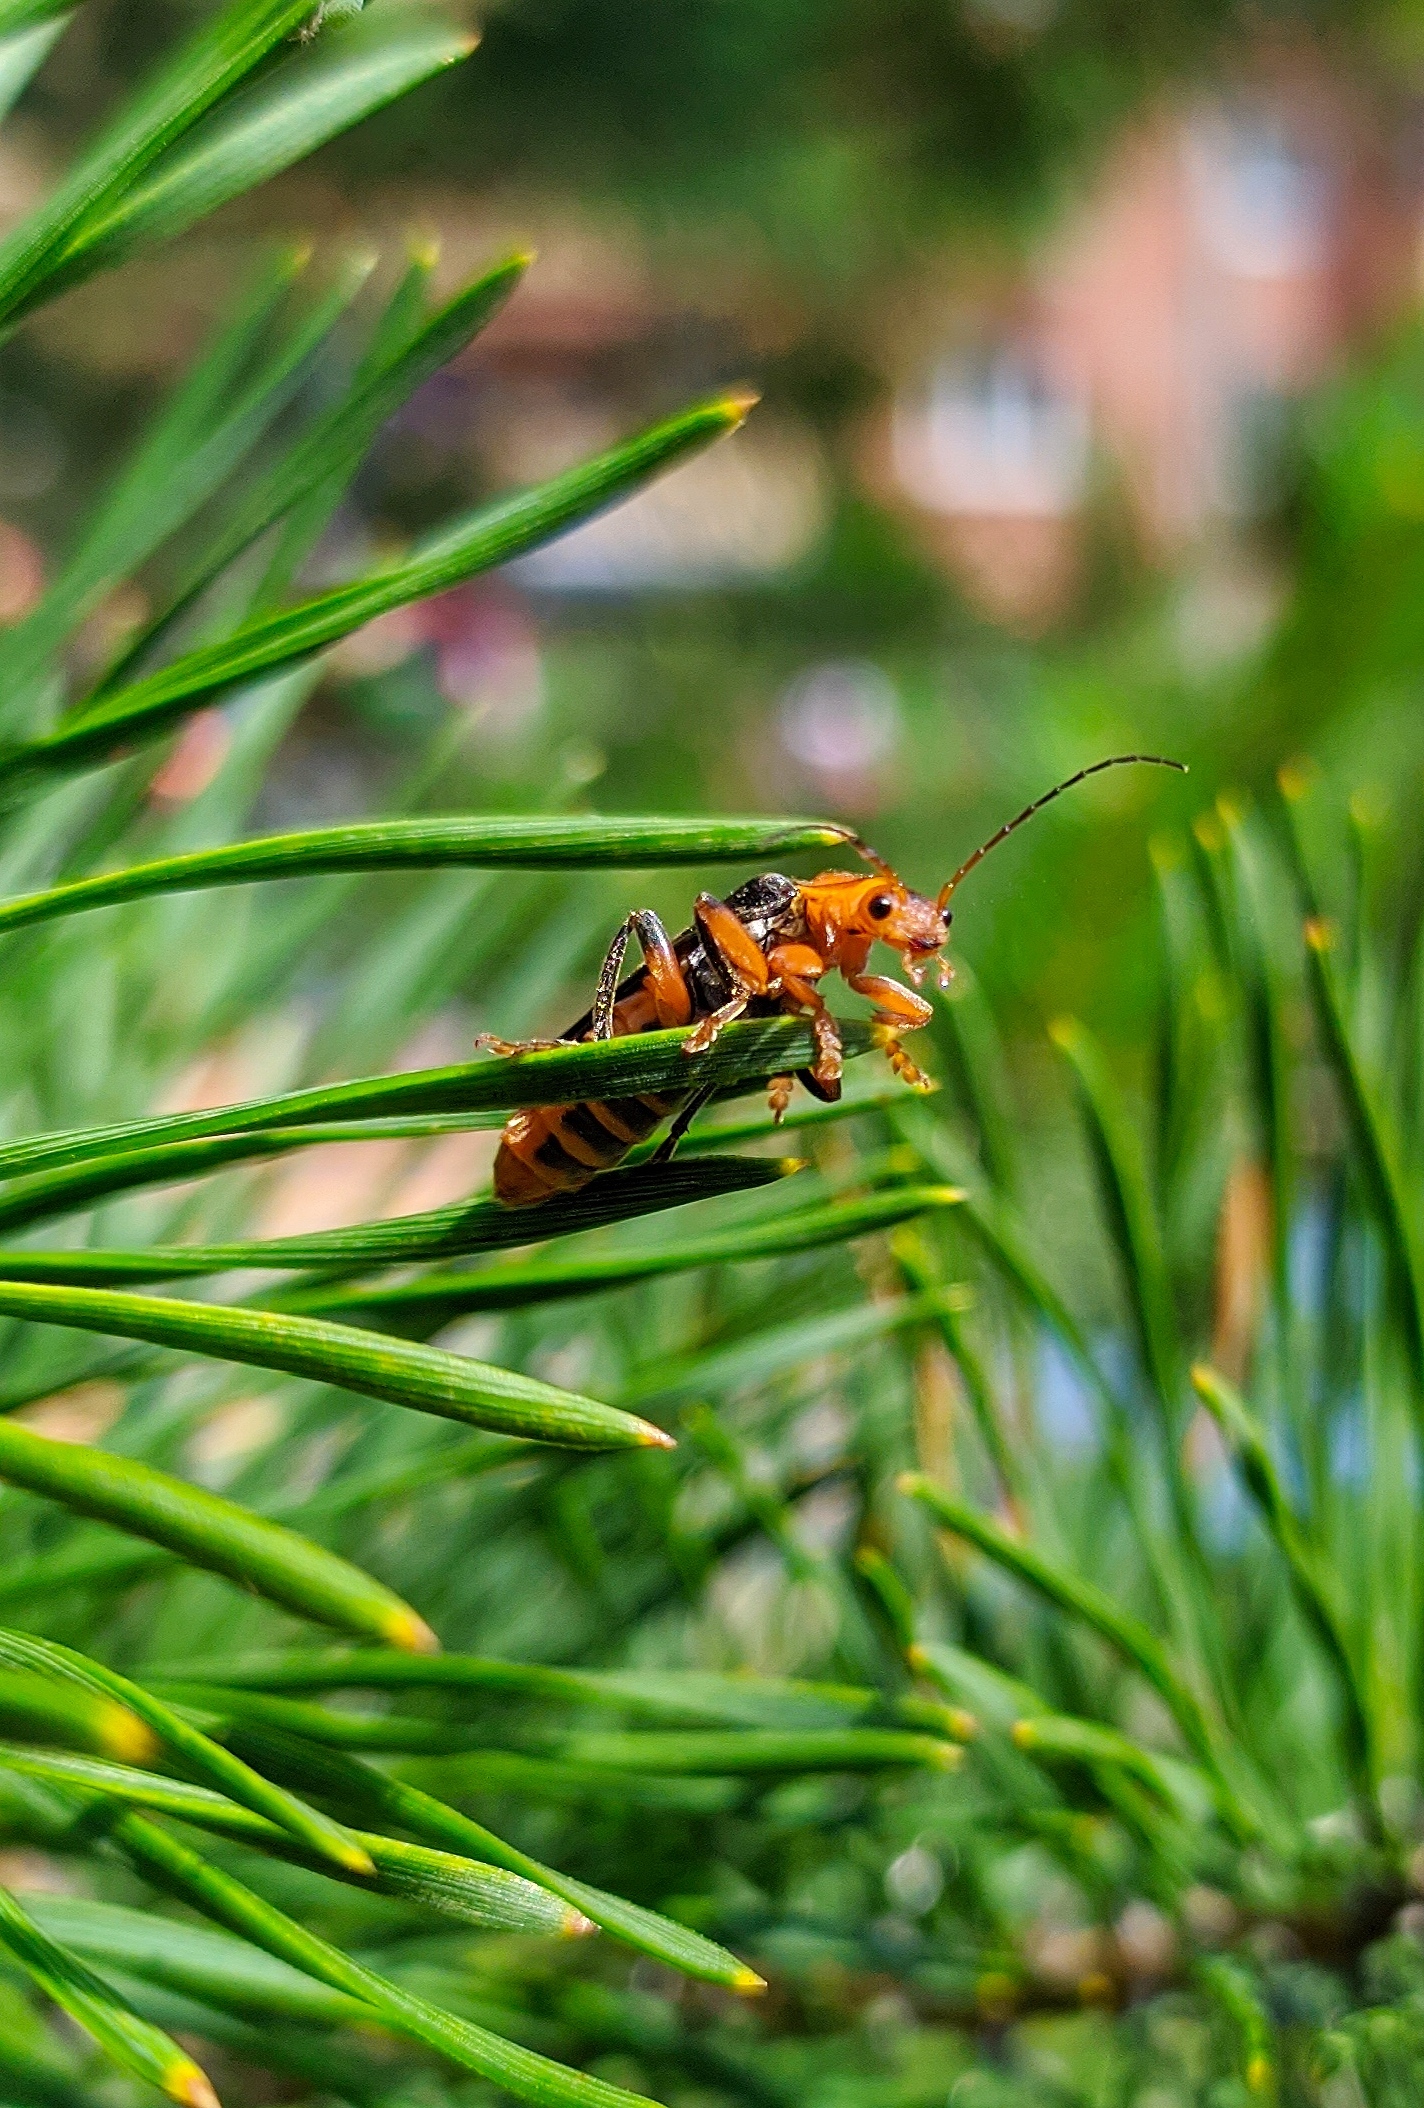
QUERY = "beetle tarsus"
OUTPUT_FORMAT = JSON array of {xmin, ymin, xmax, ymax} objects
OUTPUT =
[
  {"xmin": 873, "ymin": 1024, "xmax": 932, "ymax": 1091},
  {"xmin": 475, "ymin": 1033, "xmax": 572, "ymax": 1058},
  {"xmin": 683, "ymin": 994, "xmax": 750, "ymax": 1055},
  {"xmin": 768, "ymin": 1074, "xmax": 794, "ymax": 1123}
]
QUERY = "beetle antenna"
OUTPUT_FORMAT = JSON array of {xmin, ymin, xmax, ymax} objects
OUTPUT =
[
  {"xmin": 846, "ymin": 838, "xmax": 897, "ymax": 878},
  {"xmin": 937, "ymin": 754, "xmax": 1187, "ymax": 909}
]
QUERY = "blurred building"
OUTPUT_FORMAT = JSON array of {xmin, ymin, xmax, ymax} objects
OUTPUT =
[
  {"xmin": 400, "ymin": 61, "xmax": 1422, "ymax": 638},
  {"xmin": 884, "ymin": 69, "xmax": 1423, "ymax": 626},
  {"xmin": 5, "ymin": 48, "xmax": 1419, "ymax": 653}
]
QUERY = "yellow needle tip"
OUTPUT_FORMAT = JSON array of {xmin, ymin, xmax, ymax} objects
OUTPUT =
[
  {"xmin": 388, "ymin": 1610, "xmax": 441, "ymax": 1656},
  {"xmin": 330, "ymin": 1836, "xmax": 376, "ymax": 1876},
  {"xmin": 1277, "ymin": 757, "xmax": 1316, "ymax": 801},
  {"xmin": 102, "ymin": 1706, "xmax": 162, "ymax": 1766},
  {"xmin": 717, "ymin": 389, "xmax": 760, "ymax": 427},
  {"xmin": 732, "ymin": 1966, "xmax": 768, "ymax": 1995},
  {"xmin": 171, "ymin": 2064, "xmax": 221, "ymax": 2108}
]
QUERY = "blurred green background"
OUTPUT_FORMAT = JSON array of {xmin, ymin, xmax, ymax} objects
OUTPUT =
[
  {"xmin": 9, "ymin": 14, "xmax": 1424, "ymax": 2104},
  {"xmin": 6, "ymin": 0, "xmax": 1424, "ymax": 1055}
]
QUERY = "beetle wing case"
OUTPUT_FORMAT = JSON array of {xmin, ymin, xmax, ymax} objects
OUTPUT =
[
  {"xmin": 718, "ymin": 871, "xmax": 835, "ymax": 1098},
  {"xmin": 720, "ymin": 871, "xmax": 803, "ymax": 942},
  {"xmin": 683, "ymin": 871, "xmax": 804, "ymax": 1013}
]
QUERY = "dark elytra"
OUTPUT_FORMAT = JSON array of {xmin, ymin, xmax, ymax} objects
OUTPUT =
[{"xmin": 564, "ymin": 872, "xmax": 803, "ymax": 1040}]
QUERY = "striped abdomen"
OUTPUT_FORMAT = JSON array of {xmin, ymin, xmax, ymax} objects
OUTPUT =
[
  {"xmin": 493, "ymin": 1088, "xmax": 687, "ymax": 1206},
  {"xmin": 492, "ymin": 981, "xmax": 684, "ymax": 1208}
]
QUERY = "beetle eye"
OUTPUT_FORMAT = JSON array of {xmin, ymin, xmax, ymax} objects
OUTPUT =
[{"xmin": 867, "ymin": 893, "xmax": 893, "ymax": 920}]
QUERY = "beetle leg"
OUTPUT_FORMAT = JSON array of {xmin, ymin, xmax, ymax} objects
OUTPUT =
[
  {"xmin": 873, "ymin": 1025, "xmax": 934, "ymax": 1092},
  {"xmin": 592, "ymin": 910, "xmax": 695, "ymax": 1039},
  {"xmin": 763, "ymin": 945, "xmax": 840, "ymax": 1097},
  {"xmin": 807, "ymin": 1000, "xmax": 844, "ymax": 1095},
  {"xmin": 650, "ymin": 1083, "xmax": 717, "ymax": 1162},
  {"xmin": 474, "ymin": 1033, "xmax": 572, "ymax": 1057},
  {"xmin": 677, "ymin": 892, "xmax": 777, "ymax": 1060},
  {"xmin": 773, "ymin": 967, "xmax": 842, "ymax": 1096},
  {"xmin": 843, "ymin": 971, "xmax": 935, "ymax": 1089},
  {"xmin": 766, "ymin": 941, "xmax": 827, "ymax": 986},
  {"xmin": 682, "ymin": 993, "xmax": 750, "ymax": 1055},
  {"xmin": 843, "ymin": 972, "xmax": 934, "ymax": 1090},
  {"xmin": 767, "ymin": 1073, "xmax": 794, "ymax": 1123},
  {"xmin": 693, "ymin": 894, "xmax": 773, "ymax": 993},
  {"xmin": 844, "ymin": 971, "xmax": 935, "ymax": 1031}
]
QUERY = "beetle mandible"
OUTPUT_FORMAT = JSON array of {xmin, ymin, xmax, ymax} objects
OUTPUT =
[{"xmin": 482, "ymin": 753, "xmax": 1184, "ymax": 1206}]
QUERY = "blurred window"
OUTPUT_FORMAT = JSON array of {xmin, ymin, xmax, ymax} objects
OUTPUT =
[
  {"xmin": 1216, "ymin": 384, "xmax": 1295, "ymax": 517},
  {"xmin": 512, "ymin": 422, "xmax": 826, "ymax": 592},
  {"xmin": 1187, "ymin": 111, "xmax": 1332, "ymax": 279},
  {"xmin": 892, "ymin": 353, "xmax": 1089, "ymax": 518}
]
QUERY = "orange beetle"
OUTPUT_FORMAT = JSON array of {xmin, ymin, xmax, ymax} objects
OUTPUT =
[{"xmin": 482, "ymin": 754, "xmax": 1183, "ymax": 1206}]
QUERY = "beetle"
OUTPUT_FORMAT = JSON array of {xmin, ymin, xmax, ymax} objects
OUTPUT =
[{"xmin": 482, "ymin": 753, "xmax": 1184, "ymax": 1207}]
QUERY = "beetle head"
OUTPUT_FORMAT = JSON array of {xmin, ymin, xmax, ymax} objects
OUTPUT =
[{"xmin": 801, "ymin": 871, "xmax": 952, "ymax": 987}]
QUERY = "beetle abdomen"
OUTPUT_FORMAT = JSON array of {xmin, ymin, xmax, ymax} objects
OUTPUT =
[{"xmin": 493, "ymin": 1090, "xmax": 686, "ymax": 1206}]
